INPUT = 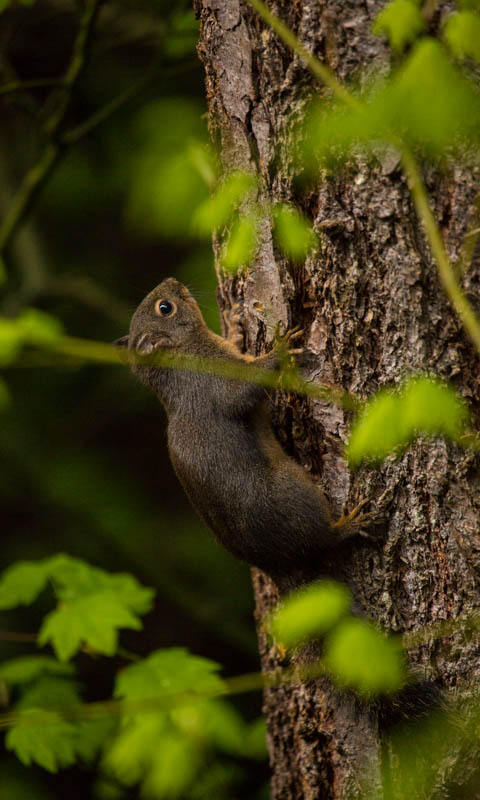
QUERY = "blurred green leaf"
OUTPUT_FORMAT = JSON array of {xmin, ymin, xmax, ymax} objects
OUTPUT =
[
  {"xmin": 6, "ymin": 710, "xmax": 78, "ymax": 772},
  {"xmin": 272, "ymin": 203, "xmax": 317, "ymax": 261},
  {"xmin": 324, "ymin": 619, "xmax": 405, "ymax": 696},
  {"xmin": 303, "ymin": 39, "xmax": 480, "ymax": 167},
  {"xmin": 17, "ymin": 309, "xmax": 63, "ymax": 346},
  {"xmin": 373, "ymin": 0, "xmax": 425, "ymax": 52},
  {"xmin": 0, "ymin": 656, "xmax": 74, "ymax": 686},
  {"xmin": 443, "ymin": 10, "xmax": 480, "ymax": 62},
  {"xmin": 0, "ymin": 561, "xmax": 51, "ymax": 610},
  {"xmin": 222, "ymin": 214, "xmax": 257, "ymax": 272},
  {"xmin": 115, "ymin": 648, "xmax": 225, "ymax": 703},
  {"xmin": 126, "ymin": 99, "xmax": 209, "ymax": 238},
  {"xmin": 164, "ymin": 10, "xmax": 199, "ymax": 59},
  {"xmin": 0, "ymin": 318, "xmax": 22, "ymax": 365},
  {"xmin": 6, "ymin": 675, "xmax": 111, "ymax": 772},
  {"xmin": 347, "ymin": 390, "xmax": 405, "ymax": 467},
  {"xmin": 347, "ymin": 376, "xmax": 468, "ymax": 467},
  {"xmin": 271, "ymin": 581, "xmax": 351, "ymax": 648},
  {"xmin": 193, "ymin": 172, "xmax": 256, "ymax": 236},
  {"xmin": 403, "ymin": 377, "xmax": 468, "ymax": 439}
]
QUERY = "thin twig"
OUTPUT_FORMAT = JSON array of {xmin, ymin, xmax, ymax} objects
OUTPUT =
[
  {"xmin": 0, "ymin": 78, "xmax": 63, "ymax": 97},
  {"xmin": 0, "ymin": 0, "xmax": 102, "ymax": 258},
  {"xmin": 62, "ymin": 59, "xmax": 197, "ymax": 146}
]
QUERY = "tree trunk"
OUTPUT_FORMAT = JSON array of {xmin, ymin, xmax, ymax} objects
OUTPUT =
[{"xmin": 195, "ymin": 1, "xmax": 480, "ymax": 797}]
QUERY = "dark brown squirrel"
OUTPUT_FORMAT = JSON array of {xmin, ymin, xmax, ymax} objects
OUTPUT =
[{"xmin": 116, "ymin": 277, "xmax": 371, "ymax": 585}]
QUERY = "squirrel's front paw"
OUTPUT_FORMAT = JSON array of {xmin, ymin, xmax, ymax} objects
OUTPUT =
[{"xmin": 332, "ymin": 499, "xmax": 383, "ymax": 540}]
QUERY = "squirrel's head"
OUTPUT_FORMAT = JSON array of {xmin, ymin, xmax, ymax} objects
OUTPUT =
[{"xmin": 116, "ymin": 278, "xmax": 207, "ymax": 356}]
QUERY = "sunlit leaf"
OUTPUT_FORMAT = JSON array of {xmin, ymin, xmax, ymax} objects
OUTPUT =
[
  {"xmin": 373, "ymin": 0, "xmax": 425, "ymax": 52},
  {"xmin": 324, "ymin": 618, "xmax": 405, "ymax": 696},
  {"xmin": 193, "ymin": 172, "xmax": 256, "ymax": 235},
  {"xmin": 271, "ymin": 581, "xmax": 351, "ymax": 648},
  {"xmin": 272, "ymin": 203, "xmax": 317, "ymax": 261},
  {"xmin": 222, "ymin": 214, "xmax": 257, "ymax": 272},
  {"xmin": 443, "ymin": 10, "xmax": 480, "ymax": 63}
]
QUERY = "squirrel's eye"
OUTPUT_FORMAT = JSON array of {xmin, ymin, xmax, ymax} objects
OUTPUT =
[{"xmin": 155, "ymin": 299, "xmax": 176, "ymax": 317}]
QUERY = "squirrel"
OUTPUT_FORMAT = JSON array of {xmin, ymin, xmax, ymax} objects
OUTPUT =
[{"xmin": 116, "ymin": 277, "xmax": 372, "ymax": 586}]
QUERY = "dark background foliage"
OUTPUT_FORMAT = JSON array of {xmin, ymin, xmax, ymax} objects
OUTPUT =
[{"xmin": 0, "ymin": 1, "xmax": 266, "ymax": 796}]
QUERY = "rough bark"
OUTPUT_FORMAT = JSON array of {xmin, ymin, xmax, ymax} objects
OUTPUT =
[{"xmin": 195, "ymin": 1, "xmax": 480, "ymax": 797}]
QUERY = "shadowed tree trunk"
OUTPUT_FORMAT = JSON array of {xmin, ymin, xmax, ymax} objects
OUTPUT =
[{"xmin": 195, "ymin": 1, "xmax": 480, "ymax": 796}]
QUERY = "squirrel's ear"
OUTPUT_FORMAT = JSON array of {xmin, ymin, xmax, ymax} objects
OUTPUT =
[{"xmin": 114, "ymin": 335, "xmax": 129, "ymax": 347}]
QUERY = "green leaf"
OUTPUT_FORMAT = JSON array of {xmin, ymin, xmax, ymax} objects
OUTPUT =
[
  {"xmin": 402, "ymin": 377, "xmax": 468, "ymax": 439},
  {"xmin": 303, "ymin": 39, "xmax": 480, "ymax": 167},
  {"xmin": 272, "ymin": 204, "xmax": 318, "ymax": 261},
  {"xmin": 193, "ymin": 172, "xmax": 256, "ymax": 235},
  {"xmin": 271, "ymin": 581, "xmax": 351, "ymax": 648},
  {"xmin": 222, "ymin": 214, "xmax": 257, "ymax": 272},
  {"xmin": 38, "ymin": 591, "xmax": 143, "ymax": 661},
  {"xmin": 347, "ymin": 376, "xmax": 468, "ymax": 467},
  {"xmin": 6, "ymin": 710, "xmax": 78, "ymax": 772},
  {"xmin": 5, "ymin": 674, "xmax": 110, "ymax": 772},
  {"xmin": 324, "ymin": 619, "xmax": 405, "ymax": 696},
  {"xmin": 0, "ymin": 554, "xmax": 154, "ymax": 659},
  {"xmin": 347, "ymin": 390, "xmax": 406, "ymax": 467},
  {"xmin": 443, "ymin": 10, "xmax": 480, "ymax": 63},
  {"xmin": 0, "ymin": 561, "xmax": 51, "ymax": 610},
  {"xmin": 126, "ymin": 99, "xmax": 209, "ymax": 238},
  {"xmin": 0, "ymin": 656, "xmax": 74, "ymax": 686},
  {"xmin": 115, "ymin": 648, "xmax": 225, "ymax": 703},
  {"xmin": 373, "ymin": 0, "xmax": 425, "ymax": 52},
  {"xmin": 143, "ymin": 734, "xmax": 202, "ymax": 798}
]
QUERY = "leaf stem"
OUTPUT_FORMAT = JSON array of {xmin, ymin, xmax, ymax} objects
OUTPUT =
[
  {"xmin": 401, "ymin": 147, "xmax": 480, "ymax": 356},
  {"xmin": 245, "ymin": 0, "xmax": 359, "ymax": 109}
]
